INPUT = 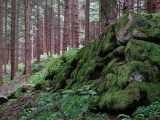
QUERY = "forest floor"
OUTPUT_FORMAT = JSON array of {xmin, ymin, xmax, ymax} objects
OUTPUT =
[
  {"xmin": 0, "ymin": 75, "xmax": 29, "ymax": 95},
  {"xmin": 0, "ymin": 75, "xmax": 39, "ymax": 120},
  {"xmin": 0, "ymin": 76, "xmax": 120, "ymax": 120},
  {"xmin": 0, "ymin": 92, "xmax": 39, "ymax": 120}
]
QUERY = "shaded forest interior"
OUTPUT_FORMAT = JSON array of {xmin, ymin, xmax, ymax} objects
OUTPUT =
[
  {"xmin": 0, "ymin": 0, "xmax": 160, "ymax": 84},
  {"xmin": 0, "ymin": 0, "xmax": 160, "ymax": 120}
]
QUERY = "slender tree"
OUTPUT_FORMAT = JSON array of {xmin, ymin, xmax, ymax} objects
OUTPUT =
[
  {"xmin": 3, "ymin": 0, "xmax": 8, "ymax": 74},
  {"xmin": 15, "ymin": 0, "xmax": 19, "ymax": 73},
  {"xmin": 71, "ymin": 0, "xmax": 79, "ymax": 48},
  {"xmin": 50, "ymin": 0, "xmax": 55, "ymax": 55},
  {"xmin": 85, "ymin": 0, "xmax": 90, "ymax": 44},
  {"xmin": 57, "ymin": 0, "xmax": 61, "ymax": 54},
  {"xmin": 25, "ymin": 0, "xmax": 31, "ymax": 75},
  {"xmin": 37, "ymin": 0, "xmax": 40, "ymax": 63},
  {"xmin": 63, "ymin": 0, "xmax": 70, "ymax": 51},
  {"xmin": 11, "ymin": 0, "xmax": 16, "ymax": 79},
  {"xmin": 0, "ymin": 0, "xmax": 3, "ymax": 87}
]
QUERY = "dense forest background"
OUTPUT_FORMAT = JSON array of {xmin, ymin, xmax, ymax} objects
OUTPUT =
[
  {"xmin": 0, "ymin": 0, "xmax": 160, "ymax": 120},
  {"xmin": 0, "ymin": 0, "xmax": 159, "ymax": 85}
]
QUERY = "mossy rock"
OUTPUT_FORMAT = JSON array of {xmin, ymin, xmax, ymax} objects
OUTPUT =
[
  {"xmin": 115, "ymin": 12, "xmax": 160, "ymax": 44},
  {"xmin": 43, "ymin": 12, "xmax": 160, "ymax": 112},
  {"xmin": 125, "ymin": 39, "xmax": 160, "ymax": 66}
]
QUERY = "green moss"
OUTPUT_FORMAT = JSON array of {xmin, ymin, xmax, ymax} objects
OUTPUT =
[
  {"xmin": 116, "ymin": 61, "xmax": 143, "ymax": 88},
  {"xmin": 65, "ymin": 79, "xmax": 74, "ymax": 89},
  {"xmin": 115, "ymin": 13, "xmax": 129, "ymax": 33},
  {"xmin": 125, "ymin": 39, "xmax": 160, "ymax": 66},
  {"xmin": 99, "ymin": 83, "xmax": 140, "ymax": 110},
  {"xmin": 35, "ymin": 12, "xmax": 160, "ymax": 112},
  {"xmin": 104, "ymin": 58, "xmax": 119, "ymax": 74},
  {"xmin": 98, "ymin": 32, "xmax": 118, "ymax": 56},
  {"xmin": 105, "ymin": 73, "xmax": 117, "ymax": 89},
  {"xmin": 44, "ymin": 56, "xmax": 62, "ymax": 79},
  {"xmin": 33, "ymin": 80, "xmax": 56, "ymax": 92},
  {"xmin": 71, "ymin": 82, "xmax": 82, "ymax": 90},
  {"xmin": 135, "ymin": 82, "xmax": 160, "ymax": 102},
  {"xmin": 96, "ymin": 79, "xmax": 107, "ymax": 94}
]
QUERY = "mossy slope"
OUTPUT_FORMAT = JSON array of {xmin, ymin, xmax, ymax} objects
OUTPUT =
[{"xmin": 44, "ymin": 12, "xmax": 160, "ymax": 111}]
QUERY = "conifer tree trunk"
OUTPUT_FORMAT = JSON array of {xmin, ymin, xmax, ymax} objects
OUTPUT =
[
  {"xmin": 3, "ymin": 0, "xmax": 8, "ymax": 74},
  {"xmin": 37, "ymin": 0, "xmax": 40, "ymax": 63},
  {"xmin": 63, "ymin": 0, "xmax": 70, "ymax": 51},
  {"xmin": 11, "ymin": 0, "xmax": 16, "ymax": 79},
  {"xmin": 0, "ymin": 0, "xmax": 3, "ymax": 87},
  {"xmin": 57, "ymin": 0, "xmax": 61, "ymax": 54},
  {"xmin": 147, "ymin": 0, "xmax": 156, "ymax": 13},
  {"xmin": 25, "ymin": 0, "xmax": 31, "ymax": 75},
  {"xmin": 85, "ymin": 0, "xmax": 90, "ymax": 44},
  {"xmin": 71, "ymin": 0, "xmax": 79, "ymax": 48},
  {"xmin": 43, "ymin": 15, "xmax": 47, "ymax": 54},
  {"xmin": 15, "ymin": 0, "xmax": 19, "ymax": 73},
  {"xmin": 100, "ymin": 0, "xmax": 117, "ymax": 32},
  {"xmin": 44, "ymin": 0, "xmax": 48, "ymax": 55},
  {"xmin": 51, "ymin": 0, "xmax": 56, "ymax": 54}
]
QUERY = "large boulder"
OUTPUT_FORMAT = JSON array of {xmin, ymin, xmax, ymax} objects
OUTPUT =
[{"xmin": 44, "ymin": 12, "xmax": 160, "ymax": 112}]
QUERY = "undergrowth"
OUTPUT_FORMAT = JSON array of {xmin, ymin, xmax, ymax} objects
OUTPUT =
[
  {"xmin": 118, "ymin": 100, "xmax": 160, "ymax": 120},
  {"xmin": 19, "ymin": 85, "xmax": 108, "ymax": 120}
]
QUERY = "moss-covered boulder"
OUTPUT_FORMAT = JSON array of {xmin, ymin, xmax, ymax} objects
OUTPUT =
[{"xmin": 44, "ymin": 12, "xmax": 160, "ymax": 112}]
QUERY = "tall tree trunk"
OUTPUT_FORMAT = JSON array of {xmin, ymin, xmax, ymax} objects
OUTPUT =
[
  {"xmin": 37, "ymin": 0, "xmax": 40, "ymax": 63},
  {"xmin": 43, "ymin": 15, "xmax": 47, "ymax": 54},
  {"xmin": 0, "ymin": 0, "xmax": 3, "ymax": 87},
  {"xmin": 50, "ymin": 0, "xmax": 56, "ymax": 55},
  {"xmin": 15, "ymin": 0, "xmax": 19, "ymax": 73},
  {"xmin": 71, "ymin": 0, "xmax": 79, "ymax": 48},
  {"xmin": 43, "ymin": 0, "xmax": 48, "ymax": 55},
  {"xmin": 11, "ymin": 0, "xmax": 16, "ymax": 79},
  {"xmin": 57, "ymin": 0, "xmax": 61, "ymax": 54},
  {"xmin": 100, "ymin": 0, "xmax": 117, "ymax": 32},
  {"xmin": 147, "ymin": 0, "xmax": 156, "ymax": 13},
  {"xmin": 48, "ymin": 4, "xmax": 52, "ymax": 57},
  {"xmin": 3, "ymin": 0, "xmax": 8, "ymax": 74},
  {"xmin": 85, "ymin": 0, "xmax": 90, "ymax": 44},
  {"xmin": 25, "ymin": 0, "xmax": 31, "ymax": 75},
  {"xmin": 63, "ymin": 0, "xmax": 70, "ymax": 51}
]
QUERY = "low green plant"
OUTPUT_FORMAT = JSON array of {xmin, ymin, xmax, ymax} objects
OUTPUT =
[
  {"xmin": 134, "ymin": 100, "xmax": 160, "ymax": 119},
  {"xmin": 19, "ymin": 85, "xmax": 108, "ymax": 120},
  {"xmin": 118, "ymin": 100, "xmax": 160, "ymax": 120},
  {"xmin": 27, "ymin": 71, "xmax": 45, "ymax": 85},
  {"xmin": 118, "ymin": 114, "xmax": 145, "ymax": 120}
]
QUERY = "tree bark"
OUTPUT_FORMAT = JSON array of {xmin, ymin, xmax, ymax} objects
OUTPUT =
[
  {"xmin": 15, "ymin": 0, "xmax": 19, "ymax": 73},
  {"xmin": 71, "ymin": 0, "xmax": 79, "ymax": 48},
  {"xmin": 63, "ymin": 0, "xmax": 70, "ymax": 51},
  {"xmin": 25, "ymin": 0, "xmax": 31, "ymax": 75},
  {"xmin": 0, "ymin": 0, "xmax": 3, "ymax": 87},
  {"xmin": 85, "ymin": 0, "xmax": 90, "ymax": 44},
  {"xmin": 3, "ymin": 0, "xmax": 8, "ymax": 74},
  {"xmin": 11, "ymin": 0, "xmax": 16, "ymax": 79},
  {"xmin": 57, "ymin": 0, "xmax": 61, "ymax": 54},
  {"xmin": 37, "ymin": 0, "xmax": 40, "ymax": 63},
  {"xmin": 100, "ymin": 0, "xmax": 117, "ymax": 32}
]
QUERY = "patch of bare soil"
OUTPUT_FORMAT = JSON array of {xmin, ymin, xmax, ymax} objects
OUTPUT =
[{"xmin": 0, "ymin": 92, "xmax": 38, "ymax": 120}]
